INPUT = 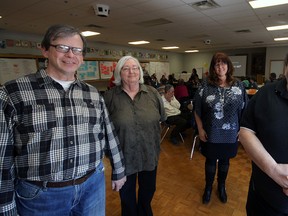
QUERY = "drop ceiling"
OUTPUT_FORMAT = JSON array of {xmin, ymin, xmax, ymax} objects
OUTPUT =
[{"xmin": 0, "ymin": 0, "xmax": 288, "ymax": 53}]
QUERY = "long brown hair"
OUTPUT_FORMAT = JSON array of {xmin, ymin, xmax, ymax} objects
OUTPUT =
[{"xmin": 208, "ymin": 52, "xmax": 236, "ymax": 86}]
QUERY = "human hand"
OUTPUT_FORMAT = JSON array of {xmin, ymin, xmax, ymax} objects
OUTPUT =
[
  {"xmin": 111, "ymin": 176, "xmax": 127, "ymax": 191},
  {"xmin": 198, "ymin": 129, "xmax": 208, "ymax": 142},
  {"xmin": 270, "ymin": 164, "xmax": 288, "ymax": 195}
]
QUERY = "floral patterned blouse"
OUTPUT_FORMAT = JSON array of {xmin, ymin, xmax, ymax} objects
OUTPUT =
[{"xmin": 194, "ymin": 79, "xmax": 248, "ymax": 143}]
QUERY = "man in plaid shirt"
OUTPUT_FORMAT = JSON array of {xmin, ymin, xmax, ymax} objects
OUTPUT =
[{"xmin": 0, "ymin": 24, "xmax": 126, "ymax": 216}]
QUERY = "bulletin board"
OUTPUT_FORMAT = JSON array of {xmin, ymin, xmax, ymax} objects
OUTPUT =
[
  {"xmin": 77, "ymin": 61, "xmax": 99, "ymax": 80},
  {"xmin": 0, "ymin": 58, "xmax": 37, "ymax": 84},
  {"xmin": 99, "ymin": 61, "xmax": 117, "ymax": 79},
  {"xmin": 149, "ymin": 61, "xmax": 170, "ymax": 81}
]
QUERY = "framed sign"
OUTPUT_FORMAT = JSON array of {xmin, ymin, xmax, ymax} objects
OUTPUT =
[
  {"xmin": 99, "ymin": 61, "xmax": 117, "ymax": 79},
  {"xmin": 77, "ymin": 61, "xmax": 99, "ymax": 80},
  {"xmin": 0, "ymin": 58, "xmax": 37, "ymax": 84}
]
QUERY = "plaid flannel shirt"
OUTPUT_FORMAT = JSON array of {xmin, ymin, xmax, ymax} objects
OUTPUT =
[{"xmin": 0, "ymin": 69, "xmax": 125, "ymax": 215}]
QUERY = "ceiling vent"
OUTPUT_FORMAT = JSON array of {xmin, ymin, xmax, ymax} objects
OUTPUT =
[
  {"xmin": 235, "ymin": 29, "xmax": 251, "ymax": 33},
  {"xmin": 189, "ymin": 0, "xmax": 220, "ymax": 10},
  {"xmin": 252, "ymin": 41, "xmax": 264, "ymax": 44},
  {"xmin": 85, "ymin": 24, "xmax": 104, "ymax": 29},
  {"xmin": 135, "ymin": 18, "xmax": 172, "ymax": 27}
]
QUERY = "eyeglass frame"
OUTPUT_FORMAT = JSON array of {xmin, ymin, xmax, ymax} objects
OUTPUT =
[
  {"xmin": 121, "ymin": 66, "xmax": 140, "ymax": 72},
  {"xmin": 214, "ymin": 62, "xmax": 227, "ymax": 68},
  {"xmin": 49, "ymin": 44, "xmax": 84, "ymax": 56}
]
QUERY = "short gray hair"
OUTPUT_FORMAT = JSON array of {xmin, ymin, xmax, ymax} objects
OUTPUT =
[{"xmin": 113, "ymin": 56, "xmax": 144, "ymax": 86}]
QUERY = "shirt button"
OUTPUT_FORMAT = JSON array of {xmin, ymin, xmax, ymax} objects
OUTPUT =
[
  {"xmin": 70, "ymin": 141, "xmax": 73, "ymax": 145},
  {"xmin": 98, "ymin": 133, "xmax": 104, "ymax": 140},
  {"xmin": 70, "ymin": 159, "xmax": 73, "ymax": 163}
]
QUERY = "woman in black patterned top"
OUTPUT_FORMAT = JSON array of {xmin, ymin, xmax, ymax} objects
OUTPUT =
[{"xmin": 194, "ymin": 52, "xmax": 248, "ymax": 204}]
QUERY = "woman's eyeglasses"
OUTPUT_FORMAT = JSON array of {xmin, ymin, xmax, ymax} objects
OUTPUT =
[
  {"xmin": 121, "ymin": 67, "xmax": 140, "ymax": 72},
  {"xmin": 214, "ymin": 62, "xmax": 227, "ymax": 68}
]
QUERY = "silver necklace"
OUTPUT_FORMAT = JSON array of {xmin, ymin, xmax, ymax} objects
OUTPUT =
[{"xmin": 218, "ymin": 87, "xmax": 226, "ymax": 104}]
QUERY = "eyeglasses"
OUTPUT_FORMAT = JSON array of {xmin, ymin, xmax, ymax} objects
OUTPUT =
[
  {"xmin": 50, "ymin": 44, "xmax": 83, "ymax": 56},
  {"xmin": 215, "ymin": 62, "xmax": 227, "ymax": 67},
  {"xmin": 121, "ymin": 66, "xmax": 140, "ymax": 72}
]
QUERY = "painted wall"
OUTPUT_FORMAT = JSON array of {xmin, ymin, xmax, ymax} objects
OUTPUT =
[
  {"xmin": 1, "ymin": 31, "xmax": 287, "ymax": 82},
  {"xmin": 0, "ymin": 31, "xmax": 184, "ymax": 77},
  {"xmin": 265, "ymin": 46, "xmax": 288, "ymax": 79}
]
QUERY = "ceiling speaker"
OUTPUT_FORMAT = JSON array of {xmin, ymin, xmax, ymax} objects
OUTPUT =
[{"xmin": 94, "ymin": 4, "xmax": 110, "ymax": 17}]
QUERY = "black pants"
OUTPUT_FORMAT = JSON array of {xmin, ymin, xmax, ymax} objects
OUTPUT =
[
  {"xmin": 204, "ymin": 158, "xmax": 229, "ymax": 188},
  {"xmin": 246, "ymin": 180, "xmax": 288, "ymax": 216},
  {"xmin": 119, "ymin": 168, "xmax": 157, "ymax": 216},
  {"xmin": 166, "ymin": 112, "xmax": 192, "ymax": 138}
]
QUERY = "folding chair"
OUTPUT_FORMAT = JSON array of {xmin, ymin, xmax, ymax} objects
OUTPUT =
[
  {"xmin": 190, "ymin": 134, "xmax": 199, "ymax": 160},
  {"xmin": 160, "ymin": 122, "xmax": 184, "ymax": 144}
]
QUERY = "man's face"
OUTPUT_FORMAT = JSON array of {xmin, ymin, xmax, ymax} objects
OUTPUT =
[{"xmin": 41, "ymin": 34, "xmax": 84, "ymax": 80}]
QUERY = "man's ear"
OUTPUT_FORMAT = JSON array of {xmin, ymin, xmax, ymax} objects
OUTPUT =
[{"xmin": 41, "ymin": 47, "xmax": 49, "ymax": 58}]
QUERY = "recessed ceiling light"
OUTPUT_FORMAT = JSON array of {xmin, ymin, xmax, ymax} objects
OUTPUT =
[
  {"xmin": 249, "ymin": 0, "xmax": 288, "ymax": 9},
  {"xmin": 0, "ymin": 16, "xmax": 2, "ymax": 19},
  {"xmin": 267, "ymin": 24, "xmax": 288, "ymax": 31},
  {"xmin": 81, "ymin": 31, "xmax": 100, "ymax": 37},
  {"xmin": 162, "ymin": 46, "xmax": 179, "ymax": 49},
  {"xmin": 128, "ymin": 41, "xmax": 150, "ymax": 45},
  {"xmin": 274, "ymin": 37, "xmax": 288, "ymax": 41},
  {"xmin": 185, "ymin": 50, "xmax": 199, "ymax": 53}
]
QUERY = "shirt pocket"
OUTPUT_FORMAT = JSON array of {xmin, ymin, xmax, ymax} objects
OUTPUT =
[
  {"xmin": 81, "ymin": 100, "xmax": 102, "ymax": 125},
  {"xmin": 16, "ymin": 104, "xmax": 56, "ymax": 133}
]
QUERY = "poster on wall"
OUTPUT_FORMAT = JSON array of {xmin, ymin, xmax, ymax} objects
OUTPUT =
[
  {"xmin": 0, "ymin": 58, "xmax": 37, "ymax": 84},
  {"xmin": 99, "ymin": 61, "xmax": 117, "ymax": 79},
  {"xmin": 77, "ymin": 61, "xmax": 99, "ymax": 80}
]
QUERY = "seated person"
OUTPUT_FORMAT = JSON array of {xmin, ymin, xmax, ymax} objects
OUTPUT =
[
  {"xmin": 174, "ymin": 78, "xmax": 189, "ymax": 103},
  {"xmin": 241, "ymin": 77, "xmax": 250, "ymax": 89},
  {"xmin": 249, "ymin": 77, "xmax": 258, "ymax": 89},
  {"xmin": 162, "ymin": 84, "xmax": 192, "ymax": 145},
  {"xmin": 160, "ymin": 75, "xmax": 168, "ymax": 85},
  {"xmin": 265, "ymin": 72, "xmax": 277, "ymax": 84}
]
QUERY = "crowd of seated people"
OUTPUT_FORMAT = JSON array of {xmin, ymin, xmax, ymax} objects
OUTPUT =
[
  {"xmin": 141, "ymin": 70, "xmax": 201, "ymax": 145},
  {"xmin": 240, "ymin": 76, "xmax": 259, "ymax": 89}
]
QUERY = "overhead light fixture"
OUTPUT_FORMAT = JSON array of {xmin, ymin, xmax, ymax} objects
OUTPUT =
[
  {"xmin": 185, "ymin": 50, "xmax": 199, "ymax": 53},
  {"xmin": 128, "ymin": 41, "xmax": 150, "ymax": 45},
  {"xmin": 249, "ymin": 0, "xmax": 288, "ymax": 9},
  {"xmin": 267, "ymin": 25, "xmax": 288, "ymax": 31},
  {"xmin": 81, "ymin": 31, "xmax": 100, "ymax": 37},
  {"xmin": 162, "ymin": 46, "xmax": 179, "ymax": 50},
  {"xmin": 274, "ymin": 37, "xmax": 288, "ymax": 41}
]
